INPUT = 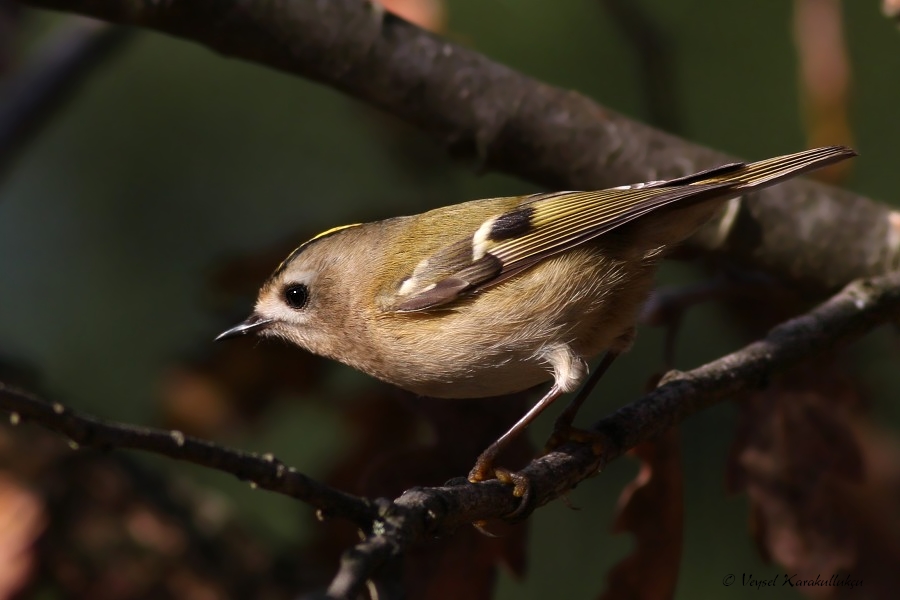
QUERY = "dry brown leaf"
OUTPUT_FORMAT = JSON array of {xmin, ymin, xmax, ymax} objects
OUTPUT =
[
  {"xmin": 598, "ymin": 426, "xmax": 683, "ymax": 600},
  {"xmin": 793, "ymin": 0, "xmax": 854, "ymax": 183},
  {"xmin": 885, "ymin": 0, "xmax": 900, "ymax": 23},
  {"xmin": 807, "ymin": 419, "xmax": 900, "ymax": 600},
  {"xmin": 0, "ymin": 422, "xmax": 307, "ymax": 599},
  {"xmin": 380, "ymin": 0, "xmax": 446, "ymax": 32},
  {"xmin": 159, "ymin": 337, "xmax": 325, "ymax": 438},
  {"xmin": 0, "ymin": 472, "xmax": 45, "ymax": 599},
  {"xmin": 725, "ymin": 361, "xmax": 900, "ymax": 598}
]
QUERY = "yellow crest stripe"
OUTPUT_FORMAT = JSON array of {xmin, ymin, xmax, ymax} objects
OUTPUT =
[
  {"xmin": 274, "ymin": 223, "xmax": 362, "ymax": 275},
  {"xmin": 308, "ymin": 223, "xmax": 363, "ymax": 242}
]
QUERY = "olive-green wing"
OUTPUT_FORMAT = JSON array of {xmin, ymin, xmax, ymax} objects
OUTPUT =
[{"xmin": 391, "ymin": 146, "xmax": 855, "ymax": 312}]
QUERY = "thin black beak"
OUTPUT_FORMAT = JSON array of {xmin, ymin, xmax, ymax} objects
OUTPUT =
[{"xmin": 215, "ymin": 314, "xmax": 273, "ymax": 341}]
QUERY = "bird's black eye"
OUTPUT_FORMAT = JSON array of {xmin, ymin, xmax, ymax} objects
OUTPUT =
[{"xmin": 284, "ymin": 284, "xmax": 309, "ymax": 309}]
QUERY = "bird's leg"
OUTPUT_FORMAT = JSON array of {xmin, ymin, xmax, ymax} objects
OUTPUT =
[
  {"xmin": 554, "ymin": 350, "xmax": 620, "ymax": 433},
  {"xmin": 469, "ymin": 344, "xmax": 588, "ymax": 516},
  {"xmin": 545, "ymin": 349, "xmax": 622, "ymax": 453},
  {"xmin": 468, "ymin": 383, "xmax": 564, "ymax": 493}
]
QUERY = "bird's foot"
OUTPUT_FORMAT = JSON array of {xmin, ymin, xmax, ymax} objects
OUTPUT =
[
  {"xmin": 468, "ymin": 453, "xmax": 535, "ymax": 521},
  {"xmin": 544, "ymin": 424, "xmax": 604, "ymax": 457}
]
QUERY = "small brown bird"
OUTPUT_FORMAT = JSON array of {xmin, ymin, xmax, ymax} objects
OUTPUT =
[{"xmin": 218, "ymin": 146, "xmax": 855, "ymax": 487}]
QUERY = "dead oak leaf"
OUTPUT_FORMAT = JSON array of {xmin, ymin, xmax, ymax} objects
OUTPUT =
[{"xmin": 599, "ymin": 426, "xmax": 683, "ymax": 600}]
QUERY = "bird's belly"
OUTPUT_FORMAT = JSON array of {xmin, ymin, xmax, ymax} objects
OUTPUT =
[
  {"xmin": 376, "ymin": 306, "xmax": 621, "ymax": 399},
  {"xmin": 366, "ymin": 247, "xmax": 654, "ymax": 399},
  {"xmin": 404, "ymin": 358, "xmax": 554, "ymax": 399}
]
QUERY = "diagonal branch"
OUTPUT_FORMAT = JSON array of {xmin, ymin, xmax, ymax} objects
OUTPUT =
[
  {"xmin": 17, "ymin": 0, "xmax": 900, "ymax": 292},
  {"xmin": 322, "ymin": 270, "xmax": 900, "ymax": 597},
  {"xmin": 3, "ymin": 270, "xmax": 900, "ymax": 598},
  {"xmin": 0, "ymin": 383, "xmax": 378, "ymax": 528}
]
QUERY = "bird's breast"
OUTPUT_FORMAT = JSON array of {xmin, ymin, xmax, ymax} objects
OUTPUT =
[{"xmin": 349, "ymin": 247, "xmax": 656, "ymax": 399}]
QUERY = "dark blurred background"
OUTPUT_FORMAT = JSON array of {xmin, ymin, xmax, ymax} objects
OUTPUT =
[{"xmin": 1, "ymin": 1, "xmax": 899, "ymax": 598}]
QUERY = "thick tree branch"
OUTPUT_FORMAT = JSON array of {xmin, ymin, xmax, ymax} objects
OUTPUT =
[
  {"xmin": 17, "ymin": 0, "xmax": 900, "ymax": 292},
  {"xmin": 3, "ymin": 271, "xmax": 899, "ymax": 597},
  {"xmin": 0, "ymin": 383, "xmax": 378, "ymax": 528}
]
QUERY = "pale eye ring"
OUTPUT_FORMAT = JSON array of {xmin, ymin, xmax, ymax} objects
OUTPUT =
[{"xmin": 284, "ymin": 284, "xmax": 310, "ymax": 309}]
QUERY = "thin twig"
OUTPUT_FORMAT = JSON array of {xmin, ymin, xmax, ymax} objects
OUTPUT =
[
  {"xmin": 639, "ymin": 275, "xmax": 779, "ymax": 367},
  {"xmin": 0, "ymin": 383, "xmax": 378, "ymax": 528}
]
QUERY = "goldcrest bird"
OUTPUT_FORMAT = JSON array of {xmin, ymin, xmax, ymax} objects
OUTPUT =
[{"xmin": 217, "ymin": 146, "xmax": 855, "ymax": 486}]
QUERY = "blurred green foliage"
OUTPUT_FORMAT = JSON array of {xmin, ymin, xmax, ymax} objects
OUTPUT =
[{"xmin": 2, "ymin": 1, "xmax": 899, "ymax": 598}]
